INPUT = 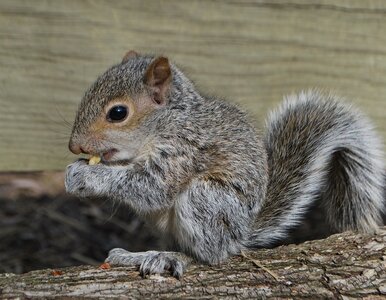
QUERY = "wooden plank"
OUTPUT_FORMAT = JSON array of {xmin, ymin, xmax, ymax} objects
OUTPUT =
[{"xmin": 0, "ymin": 0, "xmax": 385, "ymax": 171}]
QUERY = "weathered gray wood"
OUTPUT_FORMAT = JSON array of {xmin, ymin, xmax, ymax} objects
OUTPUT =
[
  {"xmin": 1, "ymin": 0, "xmax": 385, "ymax": 171},
  {"xmin": 1, "ymin": 228, "xmax": 386, "ymax": 299}
]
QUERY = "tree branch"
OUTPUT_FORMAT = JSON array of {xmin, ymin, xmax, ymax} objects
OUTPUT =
[{"xmin": 1, "ymin": 228, "xmax": 386, "ymax": 299}]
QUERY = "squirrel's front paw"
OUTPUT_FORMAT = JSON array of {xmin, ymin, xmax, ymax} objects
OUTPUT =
[
  {"xmin": 65, "ymin": 160, "xmax": 87, "ymax": 196},
  {"xmin": 105, "ymin": 248, "xmax": 190, "ymax": 279},
  {"xmin": 65, "ymin": 159, "xmax": 101, "ymax": 197}
]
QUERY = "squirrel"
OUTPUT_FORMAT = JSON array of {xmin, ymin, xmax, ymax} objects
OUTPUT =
[{"xmin": 65, "ymin": 51, "xmax": 385, "ymax": 278}]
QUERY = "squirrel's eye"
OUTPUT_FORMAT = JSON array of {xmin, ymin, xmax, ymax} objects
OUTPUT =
[{"xmin": 107, "ymin": 105, "xmax": 128, "ymax": 122}]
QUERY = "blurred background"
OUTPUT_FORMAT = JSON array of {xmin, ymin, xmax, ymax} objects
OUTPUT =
[{"xmin": 0, "ymin": 0, "xmax": 385, "ymax": 273}]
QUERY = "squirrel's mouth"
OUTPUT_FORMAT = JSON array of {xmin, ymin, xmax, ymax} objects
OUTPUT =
[
  {"xmin": 88, "ymin": 149, "xmax": 133, "ymax": 166},
  {"xmin": 100, "ymin": 149, "xmax": 133, "ymax": 166},
  {"xmin": 102, "ymin": 149, "xmax": 118, "ymax": 161}
]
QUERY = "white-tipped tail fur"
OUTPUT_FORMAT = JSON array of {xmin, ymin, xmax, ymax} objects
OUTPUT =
[{"xmin": 249, "ymin": 90, "xmax": 385, "ymax": 247}]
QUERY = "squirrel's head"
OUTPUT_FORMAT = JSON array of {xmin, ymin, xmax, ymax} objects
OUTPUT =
[{"xmin": 68, "ymin": 51, "xmax": 177, "ymax": 164}]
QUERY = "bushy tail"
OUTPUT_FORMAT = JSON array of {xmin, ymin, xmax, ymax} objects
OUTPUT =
[{"xmin": 250, "ymin": 90, "xmax": 384, "ymax": 247}]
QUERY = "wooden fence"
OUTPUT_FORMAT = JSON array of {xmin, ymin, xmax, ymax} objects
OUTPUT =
[{"xmin": 1, "ymin": 0, "xmax": 385, "ymax": 171}]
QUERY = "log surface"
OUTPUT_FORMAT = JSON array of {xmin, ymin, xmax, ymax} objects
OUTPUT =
[
  {"xmin": 1, "ymin": 228, "xmax": 386, "ymax": 299},
  {"xmin": 0, "ymin": 0, "xmax": 386, "ymax": 171}
]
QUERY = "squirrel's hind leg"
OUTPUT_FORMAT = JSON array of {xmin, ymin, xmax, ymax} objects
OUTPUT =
[
  {"xmin": 172, "ymin": 178, "xmax": 254, "ymax": 264},
  {"xmin": 105, "ymin": 248, "xmax": 191, "ymax": 279}
]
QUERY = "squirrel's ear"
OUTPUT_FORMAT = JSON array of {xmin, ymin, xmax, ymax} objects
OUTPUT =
[
  {"xmin": 122, "ymin": 50, "xmax": 139, "ymax": 63},
  {"xmin": 144, "ymin": 57, "xmax": 172, "ymax": 105}
]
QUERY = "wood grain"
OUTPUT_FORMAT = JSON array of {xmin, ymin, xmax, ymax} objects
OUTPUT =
[{"xmin": 0, "ymin": 0, "xmax": 385, "ymax": 171}]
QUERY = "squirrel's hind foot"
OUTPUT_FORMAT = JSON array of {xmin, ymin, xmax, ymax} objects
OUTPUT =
[{"xmin": 105, "ymin": 248, "xmax": 191, "ymax": 279}]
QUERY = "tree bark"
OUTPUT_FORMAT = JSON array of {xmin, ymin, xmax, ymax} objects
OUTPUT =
[{"xmin": 1, "ymin": 228, "xmax": 386, "ymax": 299}]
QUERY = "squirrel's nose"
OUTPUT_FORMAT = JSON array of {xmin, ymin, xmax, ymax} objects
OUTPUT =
[{"xmin": 68, "ymin": 142, "xmax": 89, "ymax": 155}]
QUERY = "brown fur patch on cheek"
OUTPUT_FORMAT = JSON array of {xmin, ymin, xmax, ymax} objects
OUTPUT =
[
  {"xmin": 89, "ymin": 118, "xmax": 108, "ymax": 138},
  {"xmin": 121, "ymin": 94, "xmax": 157, "ymax": 131}
]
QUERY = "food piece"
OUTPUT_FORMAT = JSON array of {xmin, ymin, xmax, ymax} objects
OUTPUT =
[
  {"xmin": 99, "ymin": 262, "xmax": 111, "ymax": 270},
  {"xmin": 51, "ymin": 270, "xmax": 63, "ymax": 276},
  {"xmin": 89, "ymin": 155, "xmax": 101, "ymax": 165}
]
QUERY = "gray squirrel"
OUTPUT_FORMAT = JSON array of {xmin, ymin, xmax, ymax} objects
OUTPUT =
[{"xmin": 65, "ymin": 51, "xmax": 385, "ymax": 278}]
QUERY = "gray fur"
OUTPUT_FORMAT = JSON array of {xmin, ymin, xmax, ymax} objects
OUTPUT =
[
  {"xmin": 248, "ymin": 91, "xmax": 385, "ymax": 247},
  {"xmin": 105, "ymin": 248, "xmax": 190, "ymax": 279},
  {"xmin": 65, "ymin": 54, "xmax": 385, "ymax": 278}
]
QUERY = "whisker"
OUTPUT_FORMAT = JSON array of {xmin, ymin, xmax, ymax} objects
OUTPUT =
[
  {"xmin": 47, "ymin": 130, "xmax": 71, "ymax": 137},
  {"xmin": 54, "ymin": 106, "xmax": 74, "ymax": 129},
  {"xmin": 105, "ymin": 201, "xmax": 122, "ymax": 222}
]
